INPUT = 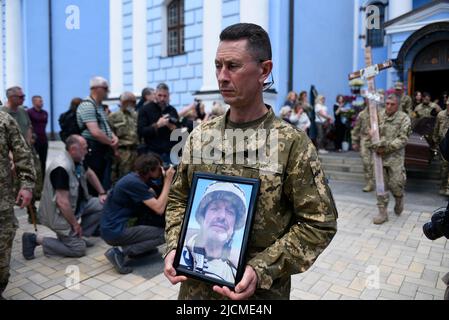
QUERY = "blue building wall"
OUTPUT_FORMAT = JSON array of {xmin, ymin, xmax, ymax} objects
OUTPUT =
[
  {"xmin": 413, "ymin": 0, "xmax": 432, "ymax": 9},
  {"xmin": 222, "ymin": 0, "xmax": 240, "ymax": 29},
  {"xmin": 123, "ymin": 0, "xmax": 133, "ymax": 91},
  {"xmin": 294, "ymin": 0, "xmax": 354, "ymax": 109},
  {"xmin": 22, "ymin": 0, "xmax": 50, "ymax": 114},
  {"xmin": 269, "ymin": 0, "xmax": 290, "ymax": 111},
  {"xmin": 144, "ymin": 0, "xmax": 203, "ymax": 109}
]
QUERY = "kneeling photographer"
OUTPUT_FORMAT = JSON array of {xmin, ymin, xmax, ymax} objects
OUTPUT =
[{"xmin": 423, "ymin": 127, "xmax": 449, "ymax": 299}]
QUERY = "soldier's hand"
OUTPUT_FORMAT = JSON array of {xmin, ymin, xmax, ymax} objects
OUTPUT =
[
  {"xmin": 164, "ymin": 250, "xmax": 187, "ymax": 285},
  {"xmin": 376, "ymin": 146, "xmax": 386, "ymax": 156},
  {"xmin": 16, "ymin": 188, "xmax": 33, "ymax": 209},
  {"xmin": 213, "ymin": 265, "xmax": 258, "ymax": 300},
  {"xmin": 156, "ymin": 115, "xmax": 170, "ymax": 129},
  {"xmin": 99, "ymin": 194, "xmax": 108, "ymax": 205},
  {"xmin": 352, "ymin": 144, "xmax": 359, "ymax": 151}
]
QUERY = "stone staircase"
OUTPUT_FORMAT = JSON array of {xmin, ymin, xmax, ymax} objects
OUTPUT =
[{"xmin": 319, "ymin": 151, "xmax": 441, "ymax": 185}]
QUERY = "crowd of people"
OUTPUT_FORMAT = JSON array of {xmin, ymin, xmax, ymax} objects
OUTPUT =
[{"xmin": 0, "ymin": 21, "xmax": 447, "ymax": 300}]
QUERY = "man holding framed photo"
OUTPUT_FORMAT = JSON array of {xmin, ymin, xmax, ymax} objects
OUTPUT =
[{"xmin": 164, "ymin": 23, "xmax": 338, "ymax": 300}]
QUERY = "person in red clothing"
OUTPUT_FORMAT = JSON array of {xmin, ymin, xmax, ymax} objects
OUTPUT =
[{"xmin": 27, "ymin": 95, "xmax": 48, "ymax": 175}]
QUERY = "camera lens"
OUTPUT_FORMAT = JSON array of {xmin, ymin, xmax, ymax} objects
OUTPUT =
[{"xmin": 423, "ymin": 222, "xmax": 442, "ymax": 240}]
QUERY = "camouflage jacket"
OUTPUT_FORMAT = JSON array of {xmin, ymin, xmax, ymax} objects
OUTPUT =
[
  {"xmin": 0, "ymin": 111, "xmax": 35, "ymax": 211},
  {"xmin": 165, "ymin": 107, "xmax": 338, "ymax": 299},
  {"xmin": 351, "ymin": 108, "xmax": 377, "ymax": 146},
  {"xmin": 414, "ymin": 102, "xmax": 440, "ymax": 119},
  {"xmin": 399, "ymin": 94, "xmax": 413, "ymax": 116},
  {"xmin": 433, "ymin": 110, "xmax": 449, "ymax": 145},
  {"xmin": 376, "ymin": 110, "xmax": 411, "ymax": 167},
  {"xmin": 108, "ymin": 109, "xmax": 138, "ymax": 147}
]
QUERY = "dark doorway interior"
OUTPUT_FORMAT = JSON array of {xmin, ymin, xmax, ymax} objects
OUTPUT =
[{"xmin": 414, "ymin": 69, "xmax": 449, "ymax": 101}]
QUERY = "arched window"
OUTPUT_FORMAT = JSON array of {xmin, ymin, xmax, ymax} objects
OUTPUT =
[
  {"xmin": 366, "ymin": 2, "xmax": 385, "ymax": 47},
  {"xmin": 167, "ymin": 0, "xmax": 185, "ymax": 56}
]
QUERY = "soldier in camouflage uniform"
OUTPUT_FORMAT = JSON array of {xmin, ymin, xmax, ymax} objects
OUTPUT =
[
  {"xmin": 2, "ymin": 87, "xmax": 41, "ymax": 224},
  {"xmin": 432, "ymin": 100, "xmax": 449, "ymax": 196},
  {"xmin": 394, "ymin": 82, "xmax": 413, "ymax": 117},
  {"xmin": 0, "ymin": 111, "xmax": 35, "ymax": 299},
  {"xmin": 370, "ymin": 94, "xmax": 411, "ymax": 225},
  {"xmin": 163, "ymin": 23, "xmax": 338, "ymax": 300},
  {"xmin": 413, "ymin": 92, "xmax": 441, "ymax": 119},
  {"xmin": 108, "ymin": 92, "xmax": 139, "ymax": 184},
  {"xmin": 351, "ymin": 105, "xmax": 379, "ymax": 192}
]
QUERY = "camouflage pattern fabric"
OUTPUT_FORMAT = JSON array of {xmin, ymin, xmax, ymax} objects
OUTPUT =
[
  {"xmin": 371, "ymin": 110, "xmax": 411, "ymax": 208},
  {"xmin": 0, "ymin": 209, "xmax": 16, "ymax": 296},
  {"xmin": 109, "ymin": 109, "xmax": 138, "ymax": 183},
  {"xmin": 399, "ymin": 94, "xmax": 413, "ymax": 117},
  {"xmin": 433, "ymin": 110, "xmax": 449, "ymax": 191},
  {"xmin": 0, "ymin": 111, "xmax": 35, "ymax": 297},
  {"xmin": 413, "ymin": 102, "xmax": 440, "ymax": 119},
  {"xmin": 165, "ymin": 107, "xmax": 338, "ymax": 300},
  {"xmin": 352, "ymin": 108, "xmax": 375, "ymax": 186}
]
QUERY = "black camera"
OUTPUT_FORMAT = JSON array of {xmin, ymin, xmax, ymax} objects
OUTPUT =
[
  {"xmin": 168, "ymin": 116, "xmax": 179, "ymax": 125},
  {"xmin": 423, "ymin": 208, "xmax": 449, "ymax": 240}
]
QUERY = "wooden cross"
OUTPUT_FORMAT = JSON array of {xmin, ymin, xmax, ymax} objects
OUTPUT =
[{"xmin": 349, "ymin": 47, "xmax": 393, "ymax": 196}]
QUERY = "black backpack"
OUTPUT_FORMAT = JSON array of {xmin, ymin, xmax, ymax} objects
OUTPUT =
[
  {"xmin": 59, "ymin": 100, "xmax": 102, "ymax": 142},
  {"xmin": 59, "ymin": 110, "xmax": 81, "ymax": 142}
]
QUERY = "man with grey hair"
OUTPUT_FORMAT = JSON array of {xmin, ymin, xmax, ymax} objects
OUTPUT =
[
  {"xmin": 137, "ymin": 83, "xmax": 179, "ymax": 165},
  {"xmin": 22, "ymin": 135, "xmax": 107, "ymax": 260},
  {"xmin": 77, "ymin": 77, "xmax": 119, "ymax": 195},
  {"xmin": 109, "ymin": 92, "xmax": 139, "ymax": 183},
  {"xmin": 370, "ymin": 94, "xmax": 411, "ymax": 224},
  {"xmin": 2, "ymin": 87, "xmax": 32, "ymax": 145}
]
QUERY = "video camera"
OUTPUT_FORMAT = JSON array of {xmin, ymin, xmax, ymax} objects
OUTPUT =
[{"xmin": 423, "ymin": 207, "xmax": 449, "ymax": 240}]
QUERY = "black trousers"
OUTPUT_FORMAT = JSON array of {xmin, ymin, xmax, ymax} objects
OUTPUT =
[
  {"xmin": 84, "ymin": 140, "xmax": 112, "ymax": 196},
  {"xmin": 34, "ymin": 141, "xmax": 48, "ymax": 175}
]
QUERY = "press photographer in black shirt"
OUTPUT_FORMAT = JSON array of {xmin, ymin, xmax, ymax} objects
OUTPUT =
[{"xmin": 137, "ymin": 83, "xmax": 179, "ymax": 165}]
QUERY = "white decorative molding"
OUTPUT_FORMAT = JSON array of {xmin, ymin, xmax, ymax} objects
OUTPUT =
[
  {"xmin": 5, "ymin": 0, "xmax": 23, "ymax": 88},
  {"xmin": 110, "ymin": 0, "xmax": 123, "ymax": 97},
  {"xmin": 388, "ymin": 0, "xmax": 413, "ymax": 21},
  {"xmin": 201, "ymin": 0, "xmax": 222, "ymax": 92},
  {"xmin": 240, "ymin": 0, "xmax": 269, "ymax": 31},
  {"xmin": 386, "ymin": 18, "xmax": 449, "ymax": 34},
  {"xmin": 132, "ymin": 0, "xmax": 147, "ymax": 92}
]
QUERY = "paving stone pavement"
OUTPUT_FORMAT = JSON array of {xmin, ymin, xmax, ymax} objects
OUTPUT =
[{"xmin": 3, "ymin": 144, "xmax": 448, "ymax": 300}]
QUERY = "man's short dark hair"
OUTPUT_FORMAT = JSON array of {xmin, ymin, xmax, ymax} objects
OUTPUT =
[
  {"xmin": 6, "ymin": 86, "xmax": 22, "ymax": 98},
  {"xmin": 423, "ymin": 92, "xmax": 431, "ymax": 99},
  {"xmin": 156, "ymin": 83, "xmax": 169, "ymax": 92},
  {"xmin": 219, "ymin": 23, "xmax": 272, "ymax": 61},
  {"xmin": 32, "ymin": 95, "xmax": 42, "ymax": 101},
  {"xmin": 134, "ymin": 153, "xmax": 163, "ymax": 177}
]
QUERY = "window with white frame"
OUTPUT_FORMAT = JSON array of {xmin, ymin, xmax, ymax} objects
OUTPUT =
[{"xmin": 167, "ymin": 0, "xmax": 184, "ymax": 56}]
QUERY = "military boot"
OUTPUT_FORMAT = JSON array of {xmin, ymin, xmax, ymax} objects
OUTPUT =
[
  {"xmin": 373, "ymin": 207, "xmax": 388, "ymax": 225},
  {"xmin": 363, "ymin": 182, "xmax": 374, "ymax": 193},
  {"xmin": 394, "ymin": 196, "xmax": 404, "ymax": 216}
]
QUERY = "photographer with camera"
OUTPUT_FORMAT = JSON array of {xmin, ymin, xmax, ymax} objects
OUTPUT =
[
  {"xmin": 423, "ymin": 125, "xmax": 449, "ymax": 299},
  {"xmin": 178, "ymin": 99, "xmax": 207, "ymax": 133},
  {"xmin": 137, "ymin": 83, "xmax": 179, "ymax": 166}
]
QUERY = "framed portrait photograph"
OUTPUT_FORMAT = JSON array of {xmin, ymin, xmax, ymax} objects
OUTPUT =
[{"xmin": 173, "ymin": 172, "xmax": 260, "ymax": 290}]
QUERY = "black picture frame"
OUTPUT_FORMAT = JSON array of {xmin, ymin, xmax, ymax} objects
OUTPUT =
[{"xmin": 173, "ymin": 172, "xmax": 260, "ymax": 290}]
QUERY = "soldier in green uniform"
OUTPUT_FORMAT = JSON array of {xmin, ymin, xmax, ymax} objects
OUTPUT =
[
  {"xmin": 413, "ymin": 92, "xmax": 441, "ymax": 119},
  {"xmin": 394, "ymin": 81, "xmax": 413, "ymax": 117},
  {"xmin": 433, "ymin": 100, "xmax": 449, "ymax": 196},
  {"xmin": 108, "ymin": 92, "xmax": 139, "ymax": 183},
  {"xmin": 163, "ymin": 23, "xmax": 338, "ymax": 300},
  {"xmin": 0, "ymin": 111, "xmax": 35, "ymax": 300},
  {"xmin": 2, "ymin": 87, "xmax": 41, "ymax": 223},
  {"xmin": 370, "ymin": 94, "xmax": 411, "ymax": 225},
  {"xmin": 352, "ymin": 104, "xmax": 378, "ymax": 192}
]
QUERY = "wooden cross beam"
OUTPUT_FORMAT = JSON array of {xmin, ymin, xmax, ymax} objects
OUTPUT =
[{"xmin": 348, "ymin": 47, "xmax": 393, "ymax": 197}]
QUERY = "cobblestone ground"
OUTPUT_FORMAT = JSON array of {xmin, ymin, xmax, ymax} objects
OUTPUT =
[{"xmin": 3, "ymin": 144, "xmax": 448, "ymax": 300}]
